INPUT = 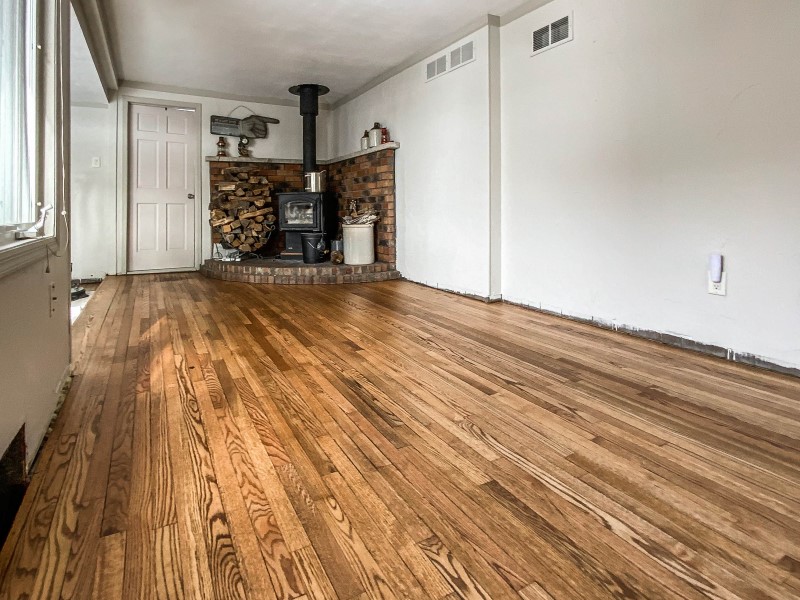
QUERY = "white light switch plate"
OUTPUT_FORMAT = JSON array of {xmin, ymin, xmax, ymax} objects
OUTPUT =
[
  {"xmin": 708, "ymin": 272, "xmax": 727, "ymax": 296},
  {"xmin": 91, "ymin": 157, "xmax": 101, "ymax": 168}
]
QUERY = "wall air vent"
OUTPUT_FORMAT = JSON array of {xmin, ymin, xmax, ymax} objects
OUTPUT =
[
  {"xmin": 531, "ymin": 13, "xmax": 573, "ymax": 56},
  {"xmin": 426, "ymin": 55, "xmax": 448, "ymax": 81},
  {"xmin": 426, "ymin": 40, "xmax": 476, "ymax": 82}
]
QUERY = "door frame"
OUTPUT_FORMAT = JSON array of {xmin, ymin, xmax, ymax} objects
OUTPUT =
[{"xmin": 115, "ymin": 95, "xmax": 203, "ymax": 274}]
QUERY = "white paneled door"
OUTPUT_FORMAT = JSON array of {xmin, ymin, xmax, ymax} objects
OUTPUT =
[{"xmin": 128, "ymin": 104, "xmax": 198, "ymax": 272}]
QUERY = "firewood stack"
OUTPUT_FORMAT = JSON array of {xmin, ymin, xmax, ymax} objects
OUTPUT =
[{"xmin": 209, "ymin": 167, "xmax": 277, "ymax": 253}]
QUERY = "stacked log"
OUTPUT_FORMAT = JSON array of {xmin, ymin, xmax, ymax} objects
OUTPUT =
[{"xmin": 209, "ymin": 167, "xmax": 277, "ymax": 253}]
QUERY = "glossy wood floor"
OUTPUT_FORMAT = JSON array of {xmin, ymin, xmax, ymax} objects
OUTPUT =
[{"xmin": 1, "ymin": 274, "xmax": 799, "ymax": 600}]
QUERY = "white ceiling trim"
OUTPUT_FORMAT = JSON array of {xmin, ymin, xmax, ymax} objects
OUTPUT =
[
  {"xmin": 331, "ymin": 14, "xmax": 501, "ymax": 110},
  {"xmin": 499, "ymin": 0, "xmax": 558, "ymax": 26},
  {"xmin": 118, "ymin": 80, "xmax": 326, "ymax": 110},
  {"xmin": 329, "ymin": 0, "xmax": 559, "ymax": 111},
  {"xmin": 71, "ymin": 0, "xmax": 119, "ymax": 101},
  {"xmin": 71, "ymin": 101, "xmax": 110, "ymax": 109}
]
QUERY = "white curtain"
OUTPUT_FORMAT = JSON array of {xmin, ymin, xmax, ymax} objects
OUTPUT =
[{"xmin": 0, "ymin": 0, "xmax": 33, "ymax": 227}]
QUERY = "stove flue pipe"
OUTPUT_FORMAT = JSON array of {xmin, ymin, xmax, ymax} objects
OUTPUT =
[{"xmin": 289, "ymin": 84, "xmax": 330, "ymax": 174}]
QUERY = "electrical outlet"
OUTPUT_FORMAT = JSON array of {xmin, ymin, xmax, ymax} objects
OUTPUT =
[
  {"xmin": 49, "ymin": 282, "xmax": 57, "ymax": 316},
  {"xmin": 708, "ymin": 272, "xmax": 727, "ymax": 296},
  {"xmin": 91, "ymin": 157, "xmax": 101, "ymax": 168}
]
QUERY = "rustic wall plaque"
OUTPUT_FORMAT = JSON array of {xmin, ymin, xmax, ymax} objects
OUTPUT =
[{"xmin": 210, "ymin": 114, "xmax": 280, "ymax": 139}]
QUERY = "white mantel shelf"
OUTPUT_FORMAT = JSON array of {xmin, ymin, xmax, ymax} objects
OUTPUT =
[{"xmin": 205, "ymin": 142, "xmax": 400, "ymax": 165}]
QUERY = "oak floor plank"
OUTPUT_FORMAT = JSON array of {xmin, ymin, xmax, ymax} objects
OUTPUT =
[
  {"xmin": 2, "ymin": 274, "xmax": 799, "ymax": 599},
  {"xmin": 90, "ymin": 531, "xmax": 126, "ymax": 600}
]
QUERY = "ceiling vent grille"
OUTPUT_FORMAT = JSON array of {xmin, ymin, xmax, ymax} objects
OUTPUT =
[
  {"xmin": 426, "ymin": 40, "xmax": 476, "ymax": 82},
  {"xmin": 531, "ymin": 13, "xmax": 573, "ymax": 56}
]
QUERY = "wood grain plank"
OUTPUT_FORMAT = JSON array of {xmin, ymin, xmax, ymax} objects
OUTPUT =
[{"xmin": 2, "ymin": 275, "xmax": 798, "ymax": 600}]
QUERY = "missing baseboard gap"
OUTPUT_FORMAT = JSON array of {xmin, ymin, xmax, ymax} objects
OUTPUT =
[
  {"xmin": 404, "ymin": 279, "xmax": 502, "ymax": 303},
  {"xmin": 405, "ymin": 279, "xmax": 798, "ymax": 379},
  {"xmin": 503, "ymin": 299, "xmax": 800, "ymax": 379},
  {"xmin": 28, "ymin": 373, "xmax": 73, "ymax": 475}
]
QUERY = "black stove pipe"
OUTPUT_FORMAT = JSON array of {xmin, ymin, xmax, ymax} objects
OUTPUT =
[{"xmin": 289, "ymin": 84, "xmax": 330, "ymax": 173}]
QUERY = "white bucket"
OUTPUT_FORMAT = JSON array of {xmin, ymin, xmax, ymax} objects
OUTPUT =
[{"xmin": 343, "ymin": 223, "xmax": 375, "ymax": 265}]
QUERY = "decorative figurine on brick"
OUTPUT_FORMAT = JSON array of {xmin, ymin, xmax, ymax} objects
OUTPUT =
[{"xmin": 237, "ymin": 135, "xmax": 251, "ymax": 157}]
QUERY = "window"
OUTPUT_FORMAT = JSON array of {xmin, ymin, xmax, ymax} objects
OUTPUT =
[{"xmin": 0, "ymin": 0, "xmax": 39, "ymax": 235}]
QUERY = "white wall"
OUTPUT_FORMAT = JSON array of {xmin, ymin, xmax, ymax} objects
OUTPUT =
[
  {"xmin": 119, "ymin": 86, "xmax": 332, "ymax": 268},
  {"xmin": 330, "ymin": 27, "xmax": 495, "ymax": 298},
  {"xmin": 69, "ymin": 88, "xmax": 327, "ymax": 277},
  {"xmin": 500, "ymin": 0, "xmax": 800, "ymax": 370},
  {"xmin": 71, "ymin": 104, "xmax": 117, "ymax": 279},
  {"xmin": 0, "ymin": 259, "xmax": 71, "ymax": 463},
  {"xmin": 1, "ymin": 0, "xmax": 71, "ymax": 464}
]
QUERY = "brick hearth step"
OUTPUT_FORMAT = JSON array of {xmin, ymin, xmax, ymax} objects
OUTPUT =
[{"xmin": 200, "ymin": 259, "xmax": 401, "ymax": 285}]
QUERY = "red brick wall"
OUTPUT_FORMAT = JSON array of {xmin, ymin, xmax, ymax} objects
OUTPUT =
[
  {"xmin": 209, "ymin": 148, "xmax": 397, "ymax": 265},
  {"xmin": 209, "ymin": 161, "xmax": 304, "ymax": 254},
  {"xmin": 327, "ymin": 149, "xmax": 396, "ymax": 266}
]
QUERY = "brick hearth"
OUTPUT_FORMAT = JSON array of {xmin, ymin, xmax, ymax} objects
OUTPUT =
[
  {"xmin": 206, "ymin": 143, "xmax": 398, "ymax": 267},
  {"xmin": 201, "ymin": 259, "xmax": 401, "ymax": 285}
]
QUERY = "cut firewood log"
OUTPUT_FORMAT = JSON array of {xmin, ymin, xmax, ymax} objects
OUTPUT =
[
  {"xmin": 210, "ymin": 216, "xmax": 234, "ymax": 227},
  {"xmin": 210, "ymin": 169, "xmax": 275, "ymax": 253},
  {"xmin": 238, "ymin": 207, "xmax": 270, "ymax": 219}
]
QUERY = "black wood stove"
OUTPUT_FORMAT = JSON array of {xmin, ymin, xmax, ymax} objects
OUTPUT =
[
  {"xmin": 277, "ymin": 192, "xmax": 336, "ymax": 260},
  {"xmin": 278, "ymin": 83, "xmax": 335, "ymax": 261}
]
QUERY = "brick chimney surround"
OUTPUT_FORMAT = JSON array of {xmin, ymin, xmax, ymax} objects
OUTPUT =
[{"xmin": 201, "ymin": 142, "xmax": 400, "ymax": 285}]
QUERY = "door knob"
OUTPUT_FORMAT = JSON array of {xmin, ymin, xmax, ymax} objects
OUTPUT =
[{"xmin": 187, "ymin": 193, "xmax": 195, "ymax": 199}]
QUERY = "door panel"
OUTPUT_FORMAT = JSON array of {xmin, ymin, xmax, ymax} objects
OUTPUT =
[
  {"xmin": 136, "ymin": 204, "xmax": 158, "ymax": 251},
  {"xmin": 136, "ymin": 139, "xmax": 159, "ymax": 189},
  {"xmin": 128, "ymin": 104, "xmax": 197, "ymax": 272},
  {"xmin": 166, "ymin": 141, "xmax": 187, "ymax": 189},
  {"xmin": 166, "ymin": 203, "xmax": 187, "ymax": 250}
]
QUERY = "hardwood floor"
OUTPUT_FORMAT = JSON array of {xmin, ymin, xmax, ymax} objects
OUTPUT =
[{"xmin": 1, "ymin": 273, "xmax": 799, "ymax": 599}]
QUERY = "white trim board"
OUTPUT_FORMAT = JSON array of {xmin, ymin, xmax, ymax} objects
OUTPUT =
[
  {"xmin": 119, "ymin": 81, "xmax": 325, "ymax": 111},
  {"xmin": 331, "ymin": 15, "xmax": 500, "ymax": 110},
  {"xmin": 115, "ymin": 95, "xmax": 204, "ymax": 275}
]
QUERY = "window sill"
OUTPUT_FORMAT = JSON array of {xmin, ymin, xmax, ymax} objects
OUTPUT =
[{"xmin": 0, "ymin": 237, "xmax": 57, "ymax": 280}]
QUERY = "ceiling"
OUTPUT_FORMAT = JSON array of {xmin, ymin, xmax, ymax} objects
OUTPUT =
[
  {"xmin": 71, "ymin": 5, "xmax": 107, "ymax": 105},
  {"xmin": 104, "ymin": 0, "xmax": 534, "ymax": 104}
]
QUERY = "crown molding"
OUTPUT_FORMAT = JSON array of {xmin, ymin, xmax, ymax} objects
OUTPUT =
[
  {"xmin": 329, "ymin": 2, "xmax": 561, "ymax": 112},
  {"xmin": 71, "ymin": 101, "xmax": 110, "ymax": 109},
  {"xmin": 499, "ymin": 0, "xmax": 558, "ymax": 26},
  {"xmin": 71, "ymin": 0, "xmax": 119, "ymax": 102},
  {"xmin": 118, "ymin": 80, "xmax": 334, "ymax": 110},
  {"xmin": 331, "ymin": 15, "xmax": 499, "ymax": 110}
]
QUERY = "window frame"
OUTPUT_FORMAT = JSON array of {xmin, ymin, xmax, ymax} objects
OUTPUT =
[{"xmin": 0, "ymin": 0, "xmax": 69, "ymax": 278}]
